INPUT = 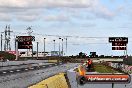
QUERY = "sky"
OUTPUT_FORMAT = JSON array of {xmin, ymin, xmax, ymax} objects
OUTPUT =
[{"xmin": 0, "ymin": 0, "xmax": 132, "ymax": 56}]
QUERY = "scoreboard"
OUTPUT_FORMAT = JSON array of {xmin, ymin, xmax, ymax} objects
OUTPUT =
[
  {"xmin": 16, "ymin": 36, "xmax": 35, "ymax": 49},
  {"xmin": 109, "ymin": 37, "xmax": 128, "ymax": 50}
]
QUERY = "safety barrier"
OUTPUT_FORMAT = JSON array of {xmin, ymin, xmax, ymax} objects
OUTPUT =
[
  {"xmin": 104, "ymin": 62, "xmax": 132, "ymax": 74},
  {"xmin": 28, "ymin": 73, "xmax": 69, "ymax": 88}
]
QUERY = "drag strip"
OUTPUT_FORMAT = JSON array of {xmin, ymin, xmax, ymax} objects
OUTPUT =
[
  {"xmin": 0, "ymin": 63, "xmax": 79, "ymax": 88},
  {"xmin": 0, "ymin": 63, "xmax": 63, "ymax": 76}
]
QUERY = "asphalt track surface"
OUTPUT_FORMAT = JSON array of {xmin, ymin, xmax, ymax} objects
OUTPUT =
[
  {"xmin": 0, "ymin": 63, "xmax": 59, "ymax": 76},
  {"xmin": 0, "ymin": 63, "xmax": 79, "ymax": 88}
]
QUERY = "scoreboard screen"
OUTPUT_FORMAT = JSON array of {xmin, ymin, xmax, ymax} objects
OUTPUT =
[
  {"xmin": 18, "ymin": 41, "xmax": 32, "ymax": 45},
  {"xmin": 112, "ymin": 47, "xmax": 126, "ymax": 50},
  {"xmin": 112, "ymin": 42, "xmax": 126, "ymax": 46},
  {"xmin": 18, "ymin": 45, "xmax": 32, "ymax": 49},
  {"xmin": 16, "ymin": 36, "xmax": 35, "ymax": 42},
  {"xmin": 109, "ymin": 37, "xmax": 128, "ymax": 43},
  {"xmin": 109, "ymin": 37, "xmax": 128, "ymax": 50},
  {"xmin": 16, "ymin": 36, "xmax": 35, "ymax": 49}
]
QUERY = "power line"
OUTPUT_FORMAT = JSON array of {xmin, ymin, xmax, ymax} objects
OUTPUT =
[{"xmin": 11, "ymin": 31, "xmax": 132, "ymax": 39}]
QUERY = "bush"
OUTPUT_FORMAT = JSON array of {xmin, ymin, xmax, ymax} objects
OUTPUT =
[{"xmin": 0, "ymin": 51, "xmax": 15, "ymax": 61}]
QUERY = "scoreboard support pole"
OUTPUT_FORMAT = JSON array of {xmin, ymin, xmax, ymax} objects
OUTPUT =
[
  {"xmin": 32, "ymin": 44, "xmax": 33, "ymax": 59},
  {"xmin": 112, "ymin": 83, "xmax": 114, "ymax": 88},
  {"xmin": 126, "ymin": 44, "xmax": 127, "ymax": 56},
  {"xmin": 124, "ymin": 44, "xmax": 128, "ymax": 57},
  {"xmin": 124, "ymin": 49, "xmax": 126, "ymax": 57}
]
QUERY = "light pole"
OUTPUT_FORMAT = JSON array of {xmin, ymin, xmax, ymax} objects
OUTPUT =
[
  {"xmin": 53, "ymin": 40, "xmax": 55, "ymax": 51},
  {"xmin": 64, "ymin": 38, "xmax": 67, "ymax": 56},
  {"xmin": 1, "ymin": 34, "xmax": 2, "ymax": 51},
  {"xmin": 59, "ymin": 38, "xmax": 61, "ymax": 56},
  {"xmin": 37, "ymin": 42, "xmax": 39, "ymax": 59},
  {"xmin": 44, "ymin": 38, "xmax": 46, "ymax": 57},
  {"xmin": 15, "ymin": 38, "xmax": 18, "ymax": 60},
  {"xmin": 62, "ymin": 39, "xmax": 63, "ymax": 56}
]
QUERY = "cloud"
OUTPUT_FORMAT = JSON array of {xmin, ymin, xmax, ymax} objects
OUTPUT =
[
  {"xmin": 43, "ymin": 14, "xmax": 69, "ymax": 22},
  {"xmin": 94, "ymin": 5, "xmax": 115, "ymax": 19},
  {"xmin": 16, "ymin": 15, "xmax": 39, "ymax": 21},
  {"xmin": 0, "ymin": 0, "xmax": 116, "ymax": 21},
  {"xmin": 0, "ymin": 13, "xmax": 12, "ymax": 21},
  {"xmin": 0, "ymin": 0, "xmax": 97, "ymax": 8},
  {"xmin": 14, "ymin": 9, "xmax": 41, "ymax": 21},
  {"xmin": 80, "ymin": 23, "xmax": 96, "ymax": 28}
]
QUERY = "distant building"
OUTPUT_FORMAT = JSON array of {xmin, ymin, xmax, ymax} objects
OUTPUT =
[{"xmin": 51, "ymin": 51, "xmax": 60, "ymax": 56}]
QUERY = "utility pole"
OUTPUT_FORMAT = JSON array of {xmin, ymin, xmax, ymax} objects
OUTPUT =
[
  {"xmin": 3, "ymin": 25, "xmax": 13, "ymax": 51},
  {"xmin": 26, "ymin": 27, "xmax": 33, "ymax": 36},
  {"xmin": 4, "ymin": 27, "xmax": 7, "ymax": 51},
  {"xmin": 26, "ymin": 27, "xmax": 33, "ymax": 57},
  {"xmin": 8, "ymin": 26, "xmax": 12, "ymax": 50}
]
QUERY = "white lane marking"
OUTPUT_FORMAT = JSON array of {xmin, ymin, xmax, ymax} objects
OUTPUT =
[
  {"xmin": 43, "ymin": 66, "xmax": 45, "ymax": 67},
  {"xmin": 10, "ymin": 71, "xmax": 13, "ymax": 73},
  {"xmin": 25, "ymin": 69, "xmax": 28, "ymax": 71},
  {"xmin": 55, "ymin": 64, "xmax": 57, "ymax": 65},
  {"xmin": 49, "ymin": 65, "xmax": 52, "ymax": 67},
  {"xmin": 30, "ymin": 68, "xmax": 34, "ymax": 69},
  {"xmin": 16, "ymin": 70, "xmax": 20, "ymax": 72},
  {"xmin": 3, "ymin": 72, "xmax": 7, "ymax": 74}
]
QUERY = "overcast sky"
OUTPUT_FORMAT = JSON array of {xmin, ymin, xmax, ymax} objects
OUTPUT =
[{"xmin": 0, "ymin": 0, "xmax": 132, "ymax": 56}]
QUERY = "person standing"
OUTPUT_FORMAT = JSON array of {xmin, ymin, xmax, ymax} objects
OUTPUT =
[{"xmin": 87, "ymin": 59, "xmax": 92, "ymax": 71}]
